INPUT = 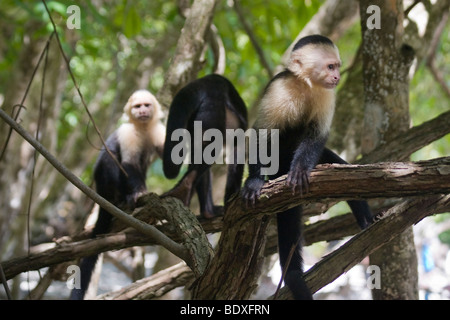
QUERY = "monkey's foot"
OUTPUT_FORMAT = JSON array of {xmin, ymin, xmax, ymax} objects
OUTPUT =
[
  {"xmin": 161, "ymin": 183, "xmax": 193, "ymax": 207},
  {"xmin": 201, "ymin": 205, "xmax": 224, "ymax": 219}
]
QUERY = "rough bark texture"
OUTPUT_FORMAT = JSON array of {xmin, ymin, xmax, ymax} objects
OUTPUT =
[
  {"xmin": 157, "ymin": 0, "xmax": 220, "ymax": 107},
  {"xmin": 360, "ymin": 0, "xmax": 418, "ymax": 300},
  {"xmin": 190, "ymin": 158, "xmax": 449, "ymax": 299},
  {"xmin": 3, "ymin": 158, "xmax": 449, "ymax": 285}
]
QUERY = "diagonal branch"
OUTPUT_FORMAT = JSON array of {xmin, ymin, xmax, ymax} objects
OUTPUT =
[
  {"xmin": 2, "ymin": 158, "xmax": 449, "ymax": 283},
  {"xmin": 273, "ymin": 194, "xmax": 450, "ymax": 299},
  {"xmin": 359, "ymin": 110, "xmax": 450, "ymax": 163},
  {"xmin": 0, "ymin": 107, "xmax": 189, "ymax": 265},
  {"xmin": 190, "ymin": 157, "xmax": 450, "ymax": 299},
  {"xmin": 157, "ymin": 0, "xmax": 220, "ymax": 107}
]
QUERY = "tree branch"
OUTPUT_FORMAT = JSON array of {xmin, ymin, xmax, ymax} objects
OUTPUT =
[
  {"xmin": 273, "ymin": 194, "xmax": 450, "ymax": 299},
  {"xmin": 233, "ymin": 0, "xmax": 274, "ymax": 78},
  {"xmin": 157, "ymin": 0, "xmax": 220, "ymax": 107},
  {"xmin": 3, "ymin": 158, "xmax": 449, "ymax": 284},
  {"xmin": 96, "ymin": 262, "xmax": 193, "ymax": 300},
  {"xmin": 190, "ymin": 157, "xmax": 450, "ymax": 299},
  {"xmin": 0, "ymin": 107, "xmax": 190, "ymax": 267},
  {"xmin": 359, "ymin": 110, "xmax": 450, "ymax": 163}
]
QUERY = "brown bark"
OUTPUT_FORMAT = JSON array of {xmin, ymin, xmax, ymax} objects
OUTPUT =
[
  {"xmin": 157, "ymin": 0, "xmax": 220, "ymax": 107},
  {"xmin": 191, "ymin": 158, "xmax": 450, "ymax": 299},
  {"xmin": 275, "ymin": 194, "xmax": 450, "ymax": 299},
  {"xmin": 2, "ymin": 158, "xmax": 449, "ymax": 285},
  {"xmin": 360, "ymin": 0, "xmax": 418, "ymax": 300}
]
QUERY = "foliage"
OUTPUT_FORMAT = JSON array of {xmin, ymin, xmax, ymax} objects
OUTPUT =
[{"xmin": 0, "ymin": 0, "xmax": 449, "ymax": 300}]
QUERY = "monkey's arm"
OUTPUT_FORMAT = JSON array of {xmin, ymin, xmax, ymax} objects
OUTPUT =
[
  {"xmin": 319, "ymin": 148, "xmax": 374, "ymax": 229},
  {"xmin": 121, "ymin": 162, "xmax": 147, "ymax": 206},
  {"xmin": 241, "ymin": 162, "xmax": 266, "ymax": 207},
  {"xmin": 287, "ymin": 126, "xmax": 327, "ymax": 195}
]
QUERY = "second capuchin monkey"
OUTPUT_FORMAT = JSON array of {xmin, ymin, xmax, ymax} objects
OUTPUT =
[
  {"xmin": 70, "ymin": 90, "xmax": 165, "ymax": 300},
  {"xmin": 163, "ymin": 74, "xmax": 247, "ymax": 218},
  {"xmin": 241, "ymin": 35, "xmax": 373, "ymax": 299}
]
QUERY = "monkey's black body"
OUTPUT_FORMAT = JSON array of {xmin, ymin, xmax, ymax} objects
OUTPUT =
[
  {"xmin": 241, "ymin": 35, "xmax": 373, "ymax": 300},
  {"xmin": 163, "ymin": 74, "xmax": 247, "ymax": 218},
  {"xmin": 70, "ymin": 132, "xmax": 149, "ymax": 300}
]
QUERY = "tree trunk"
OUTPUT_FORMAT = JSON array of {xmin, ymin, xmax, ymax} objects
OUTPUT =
[{"xmin": 360, "ymin": 0, "xmax": 418, "ymax": 300}]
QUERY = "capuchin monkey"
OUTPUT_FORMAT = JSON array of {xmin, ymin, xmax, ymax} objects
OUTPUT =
[
  {"xmin": 163, "ymin": 74, "xmax": 247, "ymax": 218},
  {"xmin": 241, "ymin": 35, "xmax": 373, "ymax": 300},
  {"xmin": 70, "ymin": 90, "xmax": 165, "ymax": 300}
]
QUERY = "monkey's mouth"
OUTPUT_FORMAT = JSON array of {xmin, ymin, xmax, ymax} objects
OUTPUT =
[
  {"xmin": 326, "ymin": 81, "xmax": 339, "ymax": 89},
  {"xmin": 137, "ymin": 115, "xmax": 151, "ymax": 121}
]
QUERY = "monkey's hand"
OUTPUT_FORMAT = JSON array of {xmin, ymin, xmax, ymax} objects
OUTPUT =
[
  {"xmin": 126, "ymin": 190, "xmax": 147, "ymax": 209},
  {"xmin": 286, "ymin": 166, "xmax": 310, "ymax": 196},
  {"xmin": 241, "ymin": 177, "xmax": 265, "ymax": 208}
]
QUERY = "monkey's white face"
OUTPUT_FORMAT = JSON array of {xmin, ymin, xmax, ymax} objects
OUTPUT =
[
  {"xmin": 289, "ymin": 44, "xmax": 341, "ymax": 90},
  {"xmin": 308, "ymin": 47, "xmax": 341, "ymax": 89},
  {"xmin": 126, "ymin": 90, "xmax": 158, "ymax": 123},
  {"xmin": 316, "ymin": 59, "xmax": 341, "ymax": 89}
]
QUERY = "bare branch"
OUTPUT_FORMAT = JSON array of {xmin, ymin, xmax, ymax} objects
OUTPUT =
[
  {"xmin": 273, "ymin": 194, "xmax": 450, "ymax": 299},
  {"xmin": 191, "ymin": 157, "xmax": 450, "ymax": 299},
  {"xmin": 157, "ymin": 0, "xmax": 220, "ymax": 107},
  {"xmin": 0, "ymin": 107, "xmax": 189, "ymax": 264},
  {"xmin": 3, "ymin": 158, "xmax": 449, "ymax": 284},
  {"xmin": 233, "ymin": 0, "xmax": 274, "ymax": 78}
]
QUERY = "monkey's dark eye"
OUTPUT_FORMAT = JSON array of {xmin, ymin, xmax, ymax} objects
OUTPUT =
[
  {"xmin": 328, "ymin": 64, "xmax": 334, "ymax": 70},
  {"xmin": 133, "ymin": 103, "xmax": 151, "ymax": 108}
]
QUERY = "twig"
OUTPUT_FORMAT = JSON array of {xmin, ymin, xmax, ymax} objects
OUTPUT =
[
  {"xmin": 233, "ymin": 0, "xmax": 273, "ymax": 78},
  {"xmin": 0, "ymin": 263, "xmax": 12, "ymax": 300},
  {"xmin": 40, "ymin": 0, "xmax": 128, "ymax": 177},
  {"xmin": 0, "ymin": 31, "xmax": 55, "ymax": 162},
  {"xmin": 425, "ymin": 10, "xmax": 450, "ymax": 99},
  {"xmin": 0, "ymin": 107, "xmax": 189, "ymax": 264}
]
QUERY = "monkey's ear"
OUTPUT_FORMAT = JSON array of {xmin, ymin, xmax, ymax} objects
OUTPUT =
[{"xmin": 154, "ymin": 99, "xmax": 165, "ymax": 120}]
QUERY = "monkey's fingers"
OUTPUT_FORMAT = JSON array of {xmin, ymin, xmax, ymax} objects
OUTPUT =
[{"xmin": 286, "ymin": 170, "xmax": 310, "ymax": 196}]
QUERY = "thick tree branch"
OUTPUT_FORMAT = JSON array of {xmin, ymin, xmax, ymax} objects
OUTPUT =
[
  {"xmin": 96, "ymin": 262, "xmax": 193, "ymax": 300},
  {"xmin": 157, "ymin": 0, "xmax": 220, "ymax": 107},
  {"xmin": 0, "ymin": 107, "xmax": 190, "ymax": 264},
  {"xmin": 190, "ymin": 157, "xmax": 450, "ymax": 299},
  {"xmin": 274, "ymin": 194, "xmax": 450, "ymax": 299},
  {"xmin": 3, "ymin": 158, "xmax": 449, "ymax": 283},
  {"xmin": 359, "ymin": 110, "xmax": 450, "ymax": 163},
  {"xmin": 235, "ymin": 157, "xmax": 450, "ymax": 218}
]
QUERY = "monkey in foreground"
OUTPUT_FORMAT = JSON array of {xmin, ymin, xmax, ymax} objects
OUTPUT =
[
  {"xmin": 70, "ymin": 90, "xmax": 165, "ymax": 300},
  {"xmin": 241, "ymin": 35, "xmax": 373, "ymax": 299},
  {"xmin": 163, "ymin": 74, "xmax": 247, "ymax": 218}
]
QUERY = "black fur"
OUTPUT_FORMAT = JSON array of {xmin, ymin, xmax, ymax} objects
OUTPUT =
[
  {"xmin": 70, "ymin": 131, "xmax": 149, "ymax": 300},
  {"xmin": 292, "ymin": 34, "xmax": 334, "ymax": 51},
  {"xmin": 163, "ymin": 74, "xmax": 248, "ymax": 218},
  {"xmin": 241, "ymin": 35, "xmax": 373, "ymax": 300}
]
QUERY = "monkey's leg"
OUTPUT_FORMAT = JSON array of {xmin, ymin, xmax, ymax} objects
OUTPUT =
[
  {"xmin": 161, "ymin": 168, "xmax": 198, "ymax": 206},
  {"xmin": 277, "ymin": 206, "xmax": 313, "ymax": 300},
  {"xmin": 195, "ymin": 169, "xmax": 223, "ymax": 219},
  {"xmin": 319, "ymin": 148, "xmax": 373, "ymax": 229}
]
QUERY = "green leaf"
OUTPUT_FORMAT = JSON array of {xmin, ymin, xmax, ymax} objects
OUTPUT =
[{"xmin": 123, "ymin": 5, "xmax": 142, "ymax": 38}]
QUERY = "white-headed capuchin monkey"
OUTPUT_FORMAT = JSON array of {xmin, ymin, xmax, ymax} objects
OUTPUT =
[
  {"xmin": 70, "ymin": 90, "xmax": 165, "ymax": 300},
  {"xmin": 241, "ymin": 35, "xmax": 373, "ymax": 300},
  {"xmin": 163, "ymin": 74, "xmax": 247, "ymax": 218}
]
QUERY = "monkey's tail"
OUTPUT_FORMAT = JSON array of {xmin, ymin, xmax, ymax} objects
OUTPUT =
[
  {"xmin": 163, "ymin": 91, "xmax": 199, "ymax": 179},
  {"xmin": 70, "ymin": 208, "xmax": 112, "ymax": 300}
]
